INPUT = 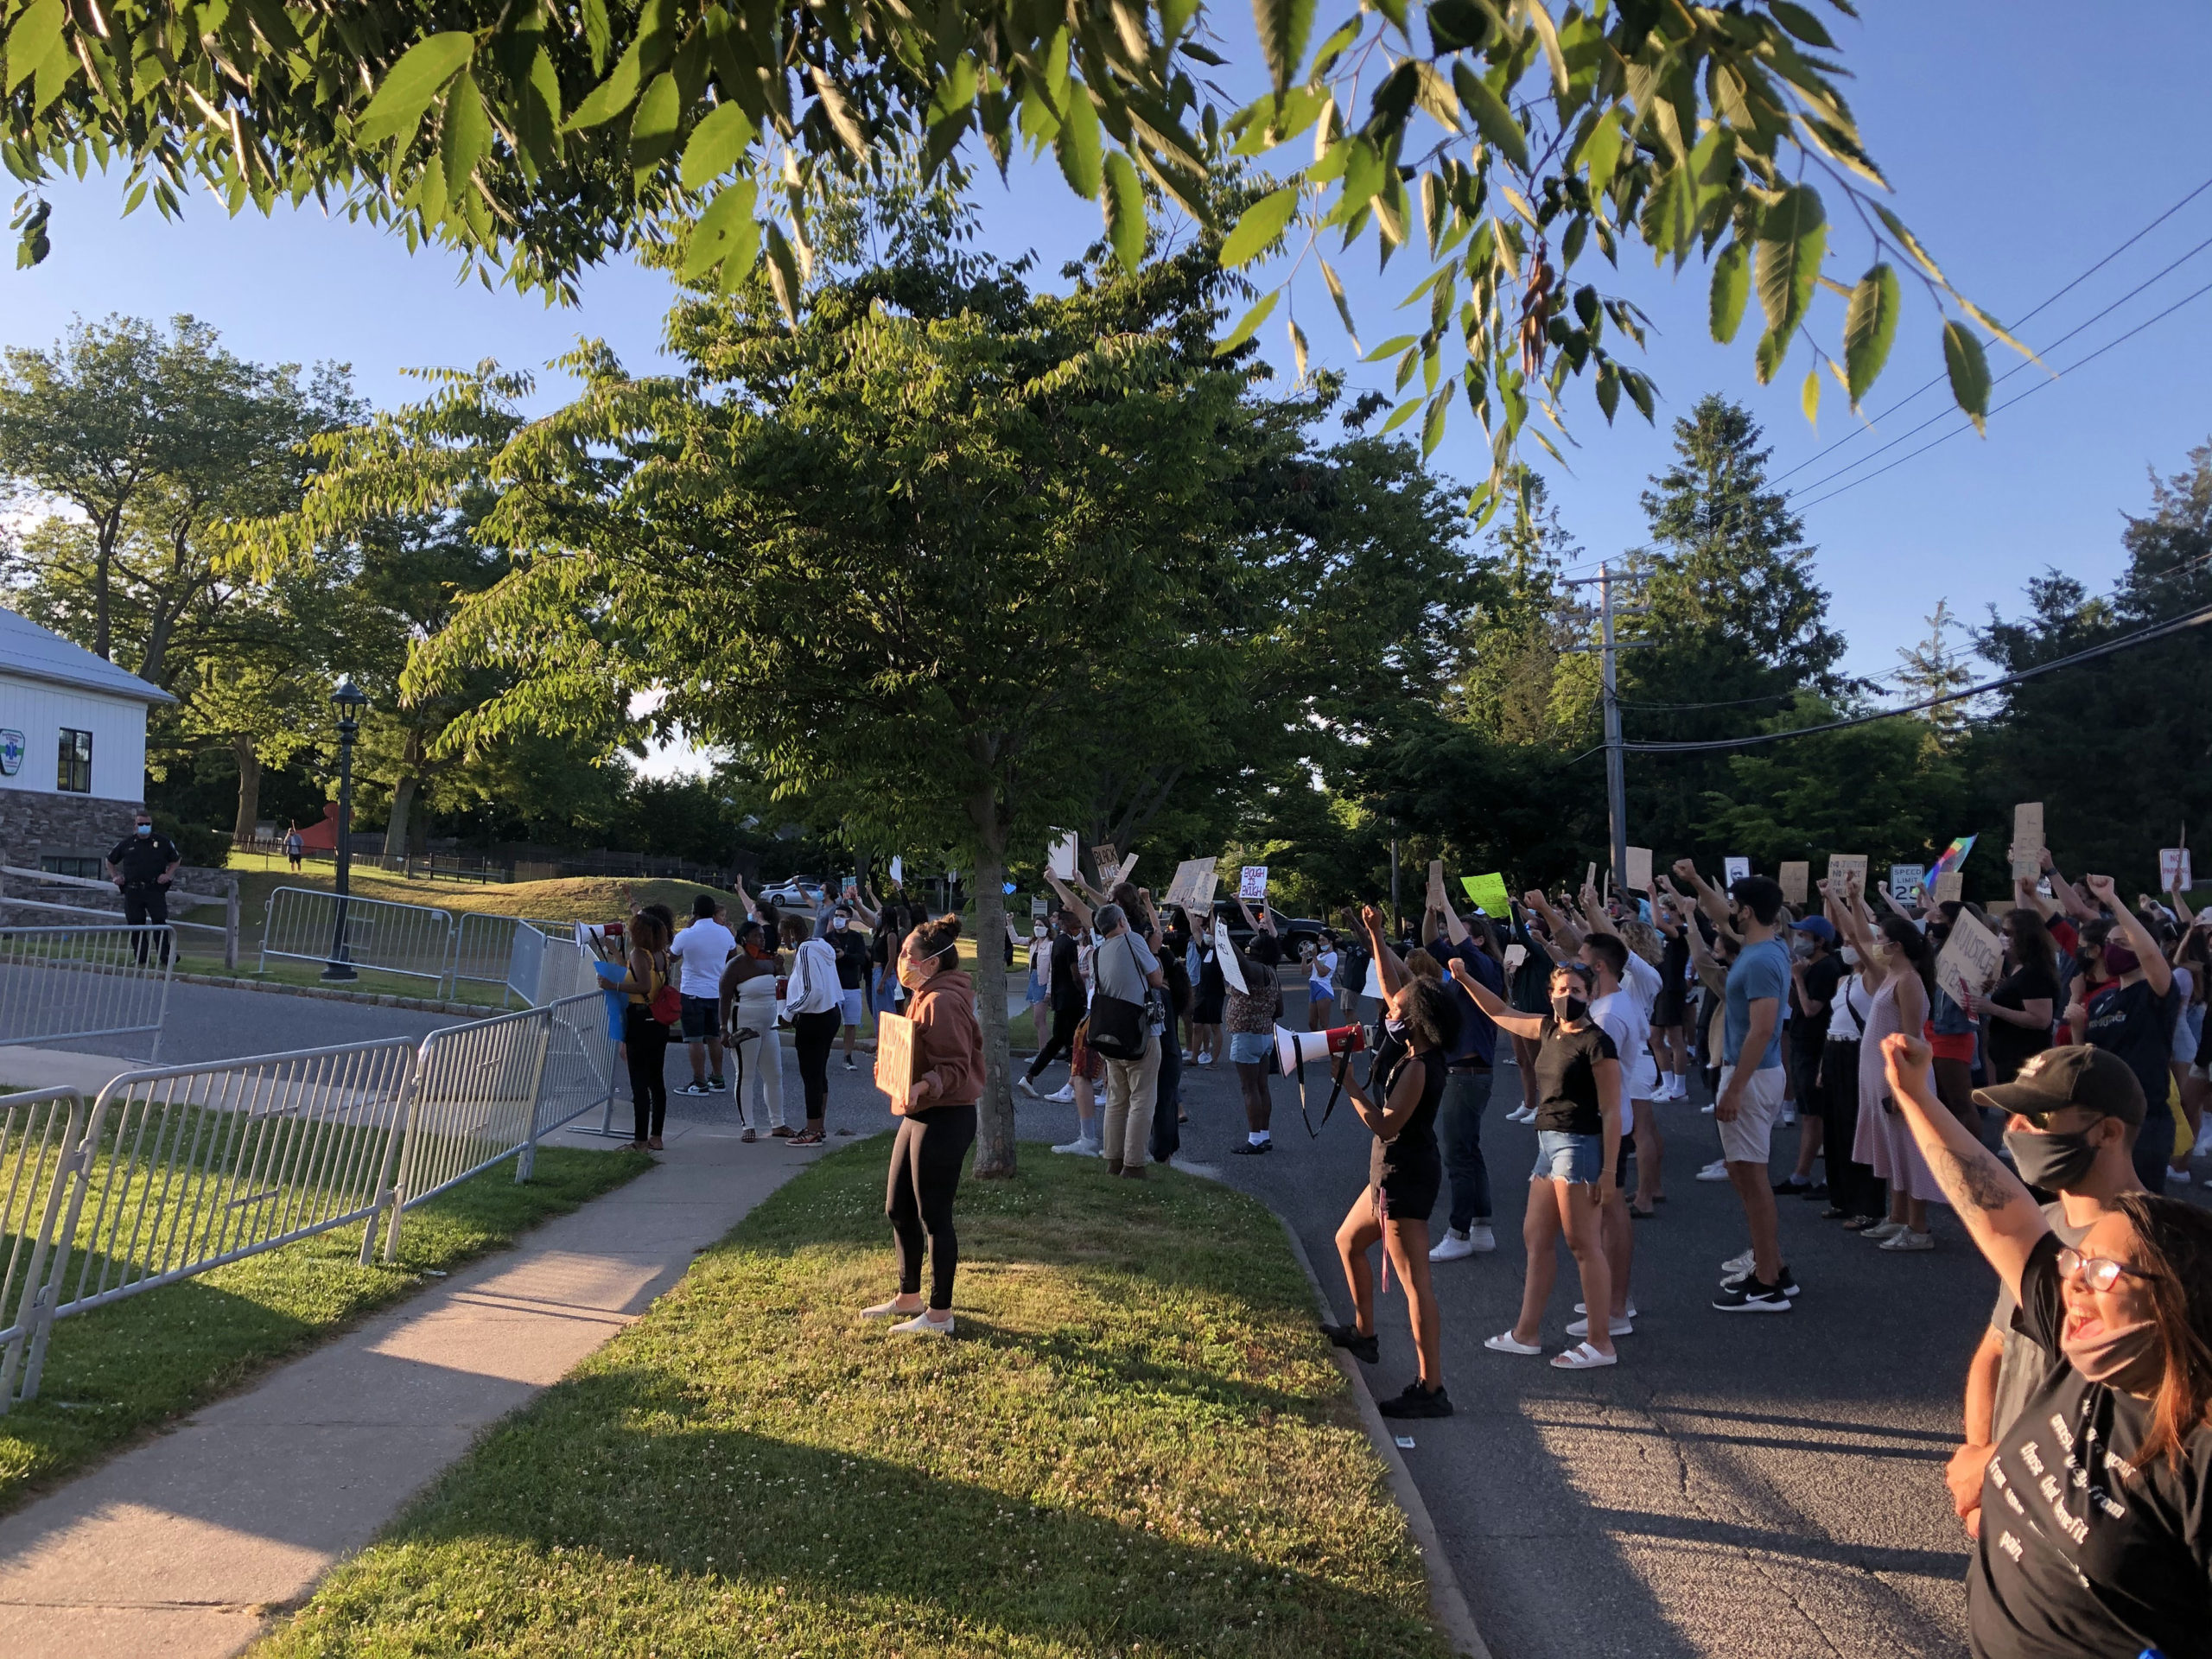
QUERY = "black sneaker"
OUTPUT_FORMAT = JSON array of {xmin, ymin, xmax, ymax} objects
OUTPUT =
[
  {"xmin": 1230, "ymin": 1140, "xmax": 1273, "ymax": 1155},
  {"xmin": 1800, "ymin": 1182, "xmax": 1829, "ymax": 1200},
  {"xmin": 677, "ymin": 1081, "xmax": 713, "ymax": 1097},
  {"xmin": 707, "ymin": 1077, "xmax": 728, "ymax": 1094},
  {"xmin": 1321, "ymin": 1323, "xmax": 1378, "ymax": 1363},
  {"xmin": 1376, "ymin": 1382, "xmax": 1453, "ymax": 1419},
  {"xmin": 1713, "ymin": 1276, "xmax": 1793, "ymax": 1313},
  {"xmin": 1772, "ymin": 1175, "xmax": 1812, "ymax": 1196},
  {"xmin": 1721, "ymin": 1262, "xmax": 1802, "ymax": 1297}
]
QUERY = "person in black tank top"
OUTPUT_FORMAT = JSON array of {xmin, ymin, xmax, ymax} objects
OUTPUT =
[{"xmin": 1320, "ymin": 906, "xmax": 1464, "ymax": 1421}]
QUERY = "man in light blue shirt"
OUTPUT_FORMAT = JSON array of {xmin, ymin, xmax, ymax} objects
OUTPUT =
[{"xmin": 1713, "ymin": 874, "xmax": 1794, "ymax": 1314}]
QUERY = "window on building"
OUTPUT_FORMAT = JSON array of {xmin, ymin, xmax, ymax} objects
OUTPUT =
[
  {"xmin": 56, "ymin": 728, "xmax": 92, "ymax": 793},
  {"xmin": 40, "ymin": 855, "xmax": 102, "ymax": 880}
]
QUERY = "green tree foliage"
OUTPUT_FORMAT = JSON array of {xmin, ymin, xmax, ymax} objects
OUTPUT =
[
  {"xmin": 1, "ymin": 0, "xmax": 2011, "ymax": 477},
  {"xmin": 1891, "ymin": 598, "xmax": 1973, "ymax": 756},
  {"xmin": 1973, "ymin": 441, "xmax": 2212, "ymax": 891}
]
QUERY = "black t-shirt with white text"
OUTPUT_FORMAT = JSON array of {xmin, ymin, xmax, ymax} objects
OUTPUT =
[
  {"xmin": 2082, "ymin": 978, "xmax": 2181, "ymax": 1122},
  {"xmin": 1970, "ymin": 1230, "xmax": 2212, "ymax": 1658},
  {"xmin": 1532, "ymin": 1017, "xmax": 1618, "ymax": 1138}
]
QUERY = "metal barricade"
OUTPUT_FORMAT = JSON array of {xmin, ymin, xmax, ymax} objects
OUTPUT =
[
  {"xmin": 7, "ymin": 1041, "xmax": 418, "ymax": 1408},
  {"xmin": 385, "ymin": 1007, "xmax": 553, "ymax": 1255},
  {"xmin": 0, "ymin": 925, "xmax": 175, "ymax": 1058},
  {"xmin": 516, "ymin": 993, "xmax": 620, "ymax": 1178},
  {"xmin": 0, "ymin": 1089, "xmax": 89, "ymax": 1408},
  {"xmin": 258, "ymin": 886, "xmax": 455, "ymax": 987}
]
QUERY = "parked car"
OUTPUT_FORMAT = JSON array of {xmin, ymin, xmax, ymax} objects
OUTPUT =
[
  {"xmin": 1203, "ymin": 899, "xmax": 1326, "ymax": 960},
  {"xmin": 757, "ymin": 875, "xmax": 827, "ymax": 908}
]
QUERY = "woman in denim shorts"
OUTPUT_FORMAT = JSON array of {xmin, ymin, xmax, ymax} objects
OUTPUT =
[{"xmin": 1448, "ymin": 957, "xmax": 1625, "ymax": 1370}]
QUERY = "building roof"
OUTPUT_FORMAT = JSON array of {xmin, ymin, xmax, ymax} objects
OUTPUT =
[{"xmin": 0, "ymin": 607, "xmax": 176, "ymax": 705}]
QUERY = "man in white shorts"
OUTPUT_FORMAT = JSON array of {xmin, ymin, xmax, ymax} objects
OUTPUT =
[
  {"xmin": 1580, "ymin": 933, "xmax": 1649, "ymax": 1337},
  {"xmin": 1711, "ymin": 875, "xmax": 1793, "ymax": 1313}
]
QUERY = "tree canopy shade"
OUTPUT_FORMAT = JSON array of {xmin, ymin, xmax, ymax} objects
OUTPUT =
[{"xmin": 2, "ymin": 0, "xmax": 2015, "ymax": 485}]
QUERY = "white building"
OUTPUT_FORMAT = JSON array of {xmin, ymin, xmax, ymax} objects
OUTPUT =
[{"xmin": 0, "ymin": 607, "xmax": 175, "ymax": 874}]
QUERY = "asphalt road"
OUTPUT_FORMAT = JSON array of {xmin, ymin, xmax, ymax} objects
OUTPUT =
[{"xmin": 60, "ymin": 978, "xmax": 471, "ymax": 1065}]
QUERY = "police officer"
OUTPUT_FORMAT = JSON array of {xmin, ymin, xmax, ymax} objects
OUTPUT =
[{"xmin": 105, "ymin": 810, "xmax": 181, "ymax": 964}]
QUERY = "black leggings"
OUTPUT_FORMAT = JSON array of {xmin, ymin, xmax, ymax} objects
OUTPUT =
[
  {"xmin": 793, "ymin": 1009, "xmax": 840, "ymax": 1125},
  {"xmin": 1822, "ymin": 1040, "xmax": 1882, "ymax": 1218},
  {"xmin": 625, "ymin": 1008, "xmax": 671, "ymax": 1141},
  {"xmin": 887, "ymin": 1103, "xmax": 977, "ymax": 1310},
  {"xmin": 1026, "ymin": 1004, "xmax": 1082, "ymax": 1080}
]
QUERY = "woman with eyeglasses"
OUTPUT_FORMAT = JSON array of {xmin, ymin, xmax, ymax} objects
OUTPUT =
[{"xmin": 1878, "ymin": 1029, "xmax": 2212, "ymax": 1659}]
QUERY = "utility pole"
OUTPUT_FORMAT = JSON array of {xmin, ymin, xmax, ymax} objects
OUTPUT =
[{"xmin": 1565, "ymin": 564, "xmax": 1646, "ymax": 896}]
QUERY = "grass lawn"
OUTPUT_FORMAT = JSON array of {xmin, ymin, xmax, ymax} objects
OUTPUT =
[
  {"xmin": 254, "ymin": 1142, "xmax": 1450, "ymax": 1659},
  {"xmin": 0, "ymin": 1143, "xmax": 652, "ymax": 1515}
]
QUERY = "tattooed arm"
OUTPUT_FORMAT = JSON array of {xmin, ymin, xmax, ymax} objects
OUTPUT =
[{"xmin": 1879, "ymin": 1033, "xmax": 2052, "ymax": 1305}]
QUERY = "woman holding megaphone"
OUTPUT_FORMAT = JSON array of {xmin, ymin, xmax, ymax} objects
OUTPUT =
[{"xmin": 1322, "ymin": 904, "xmax": 1465, "ymax": 1419}]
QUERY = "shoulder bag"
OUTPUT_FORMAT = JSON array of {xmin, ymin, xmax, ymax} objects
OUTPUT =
[{"xmin": 1086, "ymin": 935, "xmax": 1150, "ymax": 1060}]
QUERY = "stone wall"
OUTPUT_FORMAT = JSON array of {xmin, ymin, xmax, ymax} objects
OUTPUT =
[{"xmin": 0, "ymin": 789, "xmax": 144, "ymax": 869}]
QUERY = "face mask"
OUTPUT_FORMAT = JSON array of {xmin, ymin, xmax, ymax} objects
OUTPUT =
[
  {"xmin": 1382, "ymin": 1015, "xmax": 1408, "ymax": 1039},
  {"xmin": 136, "ymin": 823, "xmax": 152, "ymax": 837},
  {"xmin": 2003, "ymin": 1124, "xmax": 2103, "ymax": 1192},
  {"xmin": 1840, "ymin": 947, "xmax": 1859, "ymax": 966},
  {"xmin": 831, "ymin": 917, "xmax": 848, "ymax": 931},
  {"xmin": 2100, "ymin": 944, "xmax": 2140, "ymax": 976},
  {"xmin": 899, "ymin": 944, "xmax": 952, "ymax": 989},
  {"xmin": 1551, "ymin": 993, "xmax": 1588, "ymax": 1024},
  {"xmin": 2062, "ymin": 1317, "xmax": 2162, "ymax": 1388}
]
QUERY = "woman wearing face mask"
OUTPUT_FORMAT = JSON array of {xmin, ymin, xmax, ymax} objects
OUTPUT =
[
  {"xmin": 719, "ymin": 919, "xmax": 788, "ymax": 1141},
  {"xmin": 1449, "ymin": 957, "xmax": 1623, "ymax": 1370},
  {"xmin": 1835, "ymin": 882, "xmax": 1943, "ymax": 1252},
  {"xmin": 1815, "ymin": 904, "xmax": 1886, "ymax": 1229},
  {"xmin": 1878, "ymin": 1029, "xmax": 2212, "ymax": 1659},
  {"xmin": 1320, "ymin": 904, "xmax": 1464, "ymax": 1416},
  {"xmin": 861, "ymin": 913, "xmax": 981, "ymax": 1336},
  {"xmin": 1966, "ymin": 906, "xmax": 2061, "ymax": 1089},
  {"xmin": 2065, "ymin": 874, "xmax": 2179, "ymax": 1193}
]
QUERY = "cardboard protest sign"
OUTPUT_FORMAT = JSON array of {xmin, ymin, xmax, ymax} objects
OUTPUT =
[
  {"xmin": 1214, "ymin": 918, "xmax": 1248, "ymax": 995},
  {"xmin": 1778, "ymin": 861, "xmax": 1809, "ymax": 905},
  {"xmin": 1624, "ymin": 846, "xmax": 1653, "ymax": 892},
  {"xmin": 1090, "ymin": 842, "xmax": 1120, "ymax": 884},
  {"xmin": 1461, "ymin": 873, "xmax": 1512, "ymax": 916},
  {"xmin": 1934, "ymin": 870, "xmax": 1964, "ymax": 904},
  {"xmin": 1163, "ymin": 857, "xmax": 1218, "ymax": 914},
  {"xmin": 1889, "ymin": 864, "xmax": 1926, "ymax": 902},
  {"xmin": 2162, "ymin": 848, "xmax": 2195, "ymax": 893},
  {"xmin": 1112, "ymin": 853, "xmax": 1139, "ymax": 886},
  {"xmin": 1047, "ymin": 832, "xmax": 1077, "ymax": 880},
  {"xmin": 1585, "ymin": 861, "xmax": 1599, "ymax": 893},
  {"xmin": 1723, "ymin": 855, "xmax": 1751, "ymax": 887},
  {"xmin": 1827, "ymin": 854, "xmax": 1869, "ymax": 891},
  {"xmin": 1427, "ymin": 859, "xmax": 1447, "ymax": 909},
  {"xmin": 1238, "ymin": 865, "xmax": 1269, "ymax": 901},
  {"xmin": 2012, "ymin": 804, "xmax": 2044, "ymax": 880},
  {"xmin": 874, "ymin": 1013, "xmax": 921, "ymax": 1110},
  {"xmin": 1935, "ymin": 908, "xmax": 2005, "ymax": 1011}
]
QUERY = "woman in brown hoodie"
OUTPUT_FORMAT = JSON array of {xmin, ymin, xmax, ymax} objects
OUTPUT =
[{"xmin": 861, "ymin": 912, "xmax": 982, "ymax": 1336}]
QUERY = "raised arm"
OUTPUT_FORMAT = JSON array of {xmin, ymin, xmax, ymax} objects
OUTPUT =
[
  {"xmin": 1446, "ymin": 955, "xmax": 1547, "ymax": 1039},
  {"xmin": 1344, "ymin": 1041, "xmax": 1436, "ymax": 1141},
  {"xmin": 1525, "ymin": 888, "xmax": 1585, "ymax": 950},
  {"xmin": 1577, "ymin": 881, "xmax": 1622, "ymax": 940},
  {"xmin": 2044, "ymin": 852, "xmax": 2097, "ymax": 924},
  {"xmin": 1362, "ymin": 904, "xmax": 1408, "ymax": 996},
  {"xmin": 2085, "ymin": 874, "xmax": 2173, "ymax": 996},
  {"xmin": 1437, "ymin": 887, "xmax": 1471, "ymax": 949},
  {"xmin": 1044, "ymin": 872, "xmax": 1093, "ymax": 932},
  {"xmin": 1673, "ymin": 859, "xmax": 1738, "ymax": 940},
  {"xmin": 1881, "ymin": 1033, "xmax": 2050, "ymax": 1302}
]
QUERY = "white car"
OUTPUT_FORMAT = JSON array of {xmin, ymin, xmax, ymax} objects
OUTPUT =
[{"xmin": 757, "ymin": 876, "xmax": 827, "ymax": 907}]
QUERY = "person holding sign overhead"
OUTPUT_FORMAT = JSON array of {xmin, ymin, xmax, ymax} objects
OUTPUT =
[{"xmin": 862, "ymin": 913, "xmax": 982, "ymax": 1337}]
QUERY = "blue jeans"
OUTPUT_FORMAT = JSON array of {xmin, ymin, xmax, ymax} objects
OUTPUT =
[
  {"xmin": 1149, "ymin": 1013, "xmax": 1183, "ymax": 1164},
  {"xmin": 1439, "ymin": 1067, "xmax": 1494, "ymax": 1230}
]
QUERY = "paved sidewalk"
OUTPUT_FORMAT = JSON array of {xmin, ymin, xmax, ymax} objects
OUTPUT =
[{"xmin": 0, "ymin": 1116, "xmax": 819, "ymax": 1658}]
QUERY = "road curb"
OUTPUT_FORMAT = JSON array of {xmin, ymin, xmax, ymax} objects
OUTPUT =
[
  {"xmin": 168, "ymin": 970, "xmax": 486, "ymax": 1018},
  {"xmin": 1269, "ymin": 1213, "xmax": 1493, "ymax": 1659}
]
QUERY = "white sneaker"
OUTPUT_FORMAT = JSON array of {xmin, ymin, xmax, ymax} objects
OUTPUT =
[
  {"xmin": 1016, "ymin": 1077, "xmax": 1040, "ymax": 1098},
  {"xmin": 890, "ymin": 1310, "xmax": 955, "ymax": 1336},
  {"xmin": 1879, "ymin": 1229, "xmax": 1936, "ymax": 1252},
  {"xmin": 1510, "ymin": 1106, "xmax": 1537, "ymax": 1124},
  {"xmin": 1695, "ymin": 1160, "xmax": 1731, "ymax": 1182},
  {"xmin": 1779, "ymin": 1107, "xmax": 1798, "ymax": 1127},
  {"xmin": 1429, "ymin": 1230, "xmax": 1478, "ymax": 1263},
  {"xmin": 1720, "ymin": 1248, "xmax": 1755, "ymax": 1276},
  {"xmin": 1700, "ymin": 1102, "xmax": 1716, "ymax": 1115},
  {"xmin": 1052, "ymin": 1137, "xmax": 1102, "ymax": 1156},
  {"xmin": 2168, "ymin": 1166, "xmax": 2193, "ymax": 1185},
  {"xmin": 1862, "ymin": 1219, "xmax": 1906, "ymax": 1243},
  {"xmin": 1465, "ymin": 1223, "xmax": 1497, "ymax": 1253},
  {"xmin": 1196, "ymin": 1052, "xmax": 1215, "ymax": 1066},
  {"xmin": 1567, "ymin": 1313, "xmax": 1635, "ymax": 1338},
  {"xmin": 1048, "ymin": 1084, "xmax": 1076, "ymax": 1103}
]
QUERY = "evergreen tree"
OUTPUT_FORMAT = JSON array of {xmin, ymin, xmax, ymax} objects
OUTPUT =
[{"xmin": 1893, "ymin": 601, "xmax": 1976, "ymax": 756}]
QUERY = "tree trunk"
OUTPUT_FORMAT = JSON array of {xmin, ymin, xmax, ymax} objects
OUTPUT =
[
  {"xmin": 231, "ymin": 734, "xmax": 262, "ymax": 846},
  {"xmin": 384, "ymin": 730, "xmax": 426, "ymax": 870},
  {"xmin": 93, "ymin": 508, "xmax": 118, "ymax": 661},
  {"xmin": 968, "ymin": 790, "xmax": 1017, "ymax": 1179}
]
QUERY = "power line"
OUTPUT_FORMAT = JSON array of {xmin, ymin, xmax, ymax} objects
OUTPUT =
[
  {"xmin": 1621, "ymin": 599, "xmax": 2212, "ymax": 754},
  {"xmin": 1785, "ymin": 232, "xmax": 2212, "ymax": 503},
  {"xmin": 1770, "ymin": 173, "xmax": 2212, "ymax": 487},
  {"xmin": 1793, "ymin": 275, "xmax": 2212, "ymax": 512}
]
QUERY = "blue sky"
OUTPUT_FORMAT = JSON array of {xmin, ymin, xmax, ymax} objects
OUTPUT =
[{"xmin": 6, "ymin": 0, "xmax": 2209, "ymax": 721}]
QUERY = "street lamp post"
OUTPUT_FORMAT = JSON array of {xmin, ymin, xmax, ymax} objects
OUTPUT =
[{"xmin": 321, "ymin": 679, "xmax": 369, "ymax": 982}]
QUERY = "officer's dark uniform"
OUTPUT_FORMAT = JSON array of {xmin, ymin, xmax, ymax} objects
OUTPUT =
[{"xmin": 106, "ymin": 826, "xmax": 180, "ymax": 964}]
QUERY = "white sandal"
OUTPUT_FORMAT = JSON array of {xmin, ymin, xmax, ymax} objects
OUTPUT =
[
  {"xmin": 890, "ymin": 1310, "xmax": 954, "ymax": 1337},
  {"xmin": 1484, "ymin": 1331, "xmax": 1543, "ymax": 1356},
  {"xmin": 861, "ymin": 1298, "xmax": 923, "ymax": 1319},
  {"xmin": 1551, "ymin": 1340, "xmax": 1618, "ymax": 1370}
]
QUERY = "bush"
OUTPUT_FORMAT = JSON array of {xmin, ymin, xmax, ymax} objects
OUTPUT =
[{"xmin": 156, "ymin": 817, "xmax": 233, "ymax": 868}]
